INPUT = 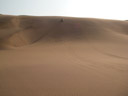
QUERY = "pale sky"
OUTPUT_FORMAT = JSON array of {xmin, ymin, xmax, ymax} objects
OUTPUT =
[{"xmin": 0, "ymin": 0, "xmax": 128, "ymax": 20}]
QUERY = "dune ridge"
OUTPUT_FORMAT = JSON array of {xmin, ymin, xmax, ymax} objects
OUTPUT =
[{"xmin": 0, "ymin": 15, "xmax": 128, "ymax": 48}]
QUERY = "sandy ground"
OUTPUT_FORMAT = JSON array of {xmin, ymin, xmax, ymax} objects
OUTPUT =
[{"xmin": 0, "ymin": 15, "xmax": 128, "ymax": 96}]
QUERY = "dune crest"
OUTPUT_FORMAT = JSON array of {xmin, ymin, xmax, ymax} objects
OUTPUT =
[{"xmin": 0, "ymin": 15, "xmax": 128, "ymax": 48}]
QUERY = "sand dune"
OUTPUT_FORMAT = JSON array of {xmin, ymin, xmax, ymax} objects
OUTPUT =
[{"xmin": 0, "ymin": 15, "xmax": 128, "ymax": 96}]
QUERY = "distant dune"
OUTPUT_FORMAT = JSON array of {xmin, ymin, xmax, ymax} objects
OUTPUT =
[{"xmin": 0, "ymin": 15, "xmax": 128, "ymax": 96}]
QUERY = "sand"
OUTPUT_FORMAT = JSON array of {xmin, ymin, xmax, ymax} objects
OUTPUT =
[{"xmin": 0, "ymin": 15, "xmax": 128, "ymax": 96}]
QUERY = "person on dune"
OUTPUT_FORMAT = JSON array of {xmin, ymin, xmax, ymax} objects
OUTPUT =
[{"xmin": 60, "ymin": 18, "xmax": 64, "ymax": 22}]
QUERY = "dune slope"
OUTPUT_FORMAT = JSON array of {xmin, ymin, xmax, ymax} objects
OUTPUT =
[{"xmin": 0, "ymin": 15, "xmax": 128, "ymax": 96}]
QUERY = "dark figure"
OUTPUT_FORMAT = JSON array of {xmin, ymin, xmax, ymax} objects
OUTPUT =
[{"xmin": 60, "ymin": 18, "xmax": 64, "ymax": 22}]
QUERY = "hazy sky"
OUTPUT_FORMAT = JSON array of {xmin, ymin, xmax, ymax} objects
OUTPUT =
[{"xmin": 0, "ymin": 0, "xmax": 128, "ymax": 20}]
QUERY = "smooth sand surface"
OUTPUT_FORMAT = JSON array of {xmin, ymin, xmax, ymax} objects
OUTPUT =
[{"xmin": 0, "ymin": 15, "xmax": 128, "ymax": 96}]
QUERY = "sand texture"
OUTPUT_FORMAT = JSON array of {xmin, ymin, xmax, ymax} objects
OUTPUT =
[{"xmin": 0, "ymin": 15, "xmax": 128, "ymax": 96}]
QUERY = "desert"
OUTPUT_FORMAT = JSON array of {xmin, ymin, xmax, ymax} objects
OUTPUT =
[{"xmin": 0, "ymin": 15, "xmax": 128, "ymax": 96}]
